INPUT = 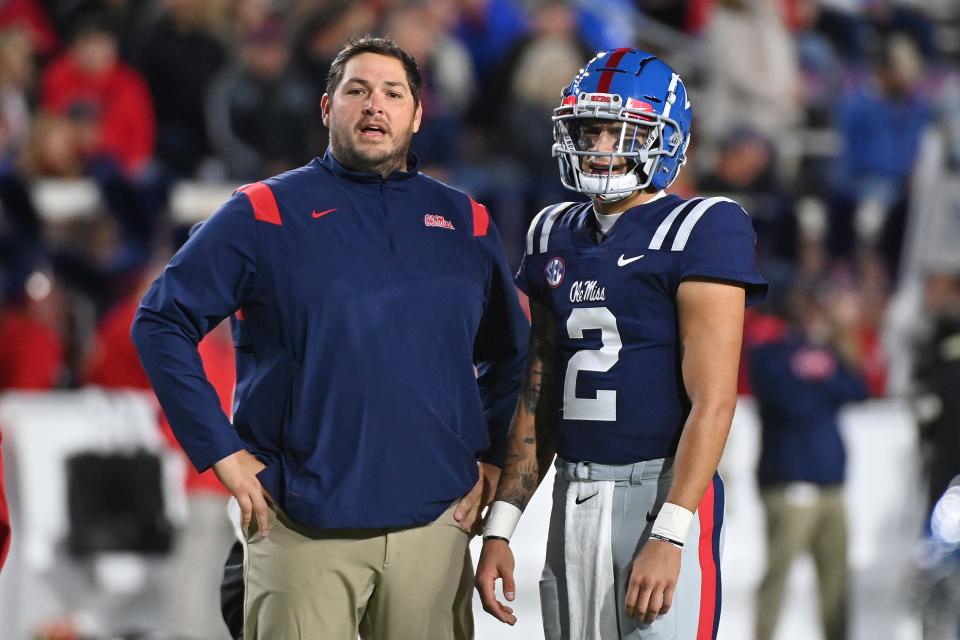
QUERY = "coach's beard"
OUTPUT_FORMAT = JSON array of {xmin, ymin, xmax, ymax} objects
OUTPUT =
[{"xmin": 332, "ymin": 125, "xmax": 415, "ymax": 177}]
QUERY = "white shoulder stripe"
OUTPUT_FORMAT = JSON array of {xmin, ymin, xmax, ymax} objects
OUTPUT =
[
  {"xmin": 526, "ymin": 202, "xmax": 571, "ymax": 255},
  {"xmin": 671, "ymin": 197, "xmax": 736, "ymax": 251},
  {"xmin": 649, "ymin": 199, "xmax": 698, "ymax": 250},
  {"xmin": 538, "ymin": 202, "xmax": 572, "ymax": 254},
  {"xmin": 526, "ymin": 205, "xmax": 553, "ymax": 255}
]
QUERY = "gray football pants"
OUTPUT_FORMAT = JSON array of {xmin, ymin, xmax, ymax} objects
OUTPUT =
[{"xmin": 540, "ymin": 457, "xmax": 725, "ymax": 640}]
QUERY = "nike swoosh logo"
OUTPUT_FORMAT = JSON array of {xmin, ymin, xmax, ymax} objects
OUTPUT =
[
  {"xmin": 646, "ymin": 510, "xmax": 659, "ymax": 523},
  {"xmin": 618, "ymin": 254, "xmax": 644, "ymax": 267},
  {"xmin": 312, "ymin": 208, "xmax": 336, "ymax": 218},
  {"xmin": 575, "ymin": 492, "xmax": 599, "ymax": 505}
]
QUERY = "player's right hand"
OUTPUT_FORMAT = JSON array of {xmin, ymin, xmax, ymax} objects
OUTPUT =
[
  {"xmin": 213, "ymin": 449, "xmax": 270, "ymax": 538},
  {"xmin": 475, "ymin": 538, "xmax": 518, "ymax": 625}
]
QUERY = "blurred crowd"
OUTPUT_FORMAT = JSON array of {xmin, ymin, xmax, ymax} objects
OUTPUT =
[
  {"xmin": 0, "ymin": 0, "xmax": 958, "ymax": 394},
  {"xmin": 1, "ymin": 0, "xmax": 960, "ymax": 636}
]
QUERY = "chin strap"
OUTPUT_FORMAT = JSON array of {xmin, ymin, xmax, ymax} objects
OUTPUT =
[
  {"xmin": 595, "ymin": 191, "xmax": 632, "ymax": 203},
  {"xmin": 581, "ymin": 158, "xmax": 647, "ymax": 201}
]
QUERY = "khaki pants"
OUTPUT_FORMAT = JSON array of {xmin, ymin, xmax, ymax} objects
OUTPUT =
[
  {"xmin": 243, "ymin": 502, "xmax": 473, "ymax": 640},
  {"xmin": 756, "ymin": 485, "xmax": 848, "ymax": 640}
]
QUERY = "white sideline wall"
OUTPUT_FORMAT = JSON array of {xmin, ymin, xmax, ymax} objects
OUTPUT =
[{"xmin": 0, "ymin": 395, "xmax": 929, "ymax": 639}]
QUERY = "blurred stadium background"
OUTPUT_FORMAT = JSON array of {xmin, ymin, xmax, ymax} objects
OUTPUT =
[{"xmin": 1, "ymin": 0, "xmax": 960, "ymax": 638}]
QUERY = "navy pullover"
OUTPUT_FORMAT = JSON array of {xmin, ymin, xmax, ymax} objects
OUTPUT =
[
  {"xmin": 749, "ymin": 333, "xmax": 868, "ymax": 487},
  {"xmin": 132, "ymin": 152, "xmax": 528, "ymax": 529}
]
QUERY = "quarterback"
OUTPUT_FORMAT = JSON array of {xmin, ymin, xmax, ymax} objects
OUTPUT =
[{"xmin": 475, "ymin": 49, "xmax": 767, "ymax": 640}]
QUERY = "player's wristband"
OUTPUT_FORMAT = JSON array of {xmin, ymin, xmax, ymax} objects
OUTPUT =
[
  {"xmin": 484, "ymin": 535, "xmax": 509, "ymax": 543},
  {"xmin": 483, "ymin": 501, "xmax": 522, "ymax": 542},
  {"xmin": 651, "ymin": 502, "xmax": 694, "ymax": 545},
  {"xmin": 649, "ymin": 533, "xmax": 684, "ymax": 548}
]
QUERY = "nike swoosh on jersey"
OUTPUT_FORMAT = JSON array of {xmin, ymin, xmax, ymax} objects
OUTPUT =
[
  {"xmin": 617, "ymin": 253, "xmax": 644, "ymax": 266},
  {"xmin": 575, "ymin": 492, "xmax": 599, "ymax": 505},
  {"xmin": 312, "ymin": 208, "xmax": 336, "ymax": 218}
]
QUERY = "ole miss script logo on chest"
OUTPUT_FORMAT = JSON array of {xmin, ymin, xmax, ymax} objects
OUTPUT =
[{"xmin": 424, "ymin": 214, "xmax": 455, "ymax": 230}]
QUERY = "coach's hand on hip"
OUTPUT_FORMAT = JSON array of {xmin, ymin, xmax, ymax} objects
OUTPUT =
[
  {"xmin": 213, "ymin": 449, "xmax": 270, "ymax": 538},
  {"xmin": 625, "ymin": 538, "xmax": 681, "ymax": 625},
  {"xmin": 454, "ymin": 461, "xmax": 500, "ymax": 534}
]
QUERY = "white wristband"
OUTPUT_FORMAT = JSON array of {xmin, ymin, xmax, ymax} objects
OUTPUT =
[
  {"xmin": 483, "ymin": 501, "xmax": 523, "ymax": 542},
  {"xmin": 651, "ymin": 503, "xmax": 694, "ymax": 544}
]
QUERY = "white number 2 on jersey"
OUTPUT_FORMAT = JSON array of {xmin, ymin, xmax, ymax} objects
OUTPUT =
[{"xmin": 563, "ymin": 307, "xmax": 621, "ymax": 421}]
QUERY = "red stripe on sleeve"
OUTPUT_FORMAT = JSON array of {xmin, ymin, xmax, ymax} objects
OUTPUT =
[
  {"xmin": 696, "ymin": 481, "xmax": 718, "ymax": 640},
  {"xmin": 471, "ymin": 197, "xmax": 489, "ymax": 237},
  {"xmin": 0, "ymin": 431, "xmax": 9, "ymax": 571},
  {"xmin": 238, "ymin": 182, "xmax": 282, "ymax": 226},
  {"xmin": 597, "ymin": 48, "xmax": 631, "ymax": 94}
]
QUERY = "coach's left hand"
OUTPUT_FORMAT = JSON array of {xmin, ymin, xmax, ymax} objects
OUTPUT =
[
  {"xmin": 454, "ymin": 462, "xmax": 501, "ymax": 534},
  {"xmin": 625, "ymin": 539, "xmax": 682, "ymax": 624}
]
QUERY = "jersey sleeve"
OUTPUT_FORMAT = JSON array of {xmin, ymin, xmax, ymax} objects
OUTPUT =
[
  {"xmin": 131, "ymin": 192, "xmax": 258, "ymax": 471},
  {"xmin": 473, "ymin": 217, "xmax": 530, "ymax": 466},
  {"xmin": 514, "ymin": 252, "xmax": 534, "ymax": 296},
  {"xmin": 679, "ymin": 200, "xmax": 768, "ymax": 304}
]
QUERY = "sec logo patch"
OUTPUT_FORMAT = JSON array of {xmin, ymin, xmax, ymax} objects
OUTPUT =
[{"xmin": 544, "ymin": 256, "xmax": 565, "ymax": 288}]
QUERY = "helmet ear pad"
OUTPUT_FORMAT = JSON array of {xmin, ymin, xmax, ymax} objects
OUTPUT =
[{"xmin": 649, "ymin": 124, "xmax": 690, "ymax": 191}]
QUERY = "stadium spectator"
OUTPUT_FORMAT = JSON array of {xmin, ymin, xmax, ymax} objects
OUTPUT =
[
  {"xmin": 699, "ymin": 127, "xmax": 798, "ymax": 264},
  {"xmin": 40, "ymin": 10, "xmax": 155, "ymax": 177},
  {"xmin": 701, "ymin": 0, "xmax": 801, "ymax": 152},
  {"xmin": 787, "ymin": 0, "xmax": 847, "ymax": 128},
  {"xmin": 498, "ymin": 0, "xmax": 591, "ymax": 188},
  {"xmin": 205, "ymin": 15, "xmax": 316, "ymax": 181},
  {"xmin": 457, "ymin": 0, "xmax": 529, "ymax": 127},
  {"xmin": 0, "ymin": 27, "xmax": 35, "ymax": 158},
  {"xmin": 750, "ymin": 281, "xmax": 869, "ymax": 640},
  {"xmin": 0, "ymin": 0, "xmax": 57, "ymax": 60},
  {"xmin": 829, "ymin": 34, "xmax": 932, "ymax": 277},
  {"xmin": 134, "ymin": 0, "xmax": 228, "ymax": 178}
]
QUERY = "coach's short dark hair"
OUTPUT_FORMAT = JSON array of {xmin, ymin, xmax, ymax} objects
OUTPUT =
[{"xmin": 326, "ymin": 36, "xmax": 422, "ymax": 109}]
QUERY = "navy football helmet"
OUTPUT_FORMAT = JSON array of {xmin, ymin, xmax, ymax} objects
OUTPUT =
[{"xmin": 553, "ymin": 48, "xmax": 693, "ymax": 200}]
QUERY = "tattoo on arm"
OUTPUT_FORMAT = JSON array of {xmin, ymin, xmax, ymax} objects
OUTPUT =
[
  {"xmin": 533, "ymin": 310, "xmax": 560, "ymax": 473},
  {"xmin": 500, "ymin": 458, "xmax": 539, "ymax": 510},
  {"xmin": 495, "ymin": 303, "xmax": 561, "ymax": 511},
  {"xmin": 521, "ymin": 366, "xmax": 543, "ymax": 413}
]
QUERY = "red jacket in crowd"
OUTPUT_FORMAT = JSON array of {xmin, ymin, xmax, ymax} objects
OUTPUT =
[
  {"xmin": 0, "ymin": 306, "xmax": 63, "ymax": 391},
  {"xmin": 41, "ymin": 53, "xmax": 155, "ymax": 175}
]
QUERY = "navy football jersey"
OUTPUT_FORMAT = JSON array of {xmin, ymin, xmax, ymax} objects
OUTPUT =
[{"xmin": 516, "ymin": 194, "xmax": 767, "ymax": 464}]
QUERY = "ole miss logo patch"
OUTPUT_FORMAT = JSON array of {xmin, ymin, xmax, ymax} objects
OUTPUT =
[
  {"xmin": 424, "ymin": 214, "xmax": 455, "ymax": 230},
  {"xmin": 545, "ymin": 256, "xmax": 565, "ymax": 288}
]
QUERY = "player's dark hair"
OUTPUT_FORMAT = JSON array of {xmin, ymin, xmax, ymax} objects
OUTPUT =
[{"xmin": 326, "ymin": 36, "xmax": 422, "ymax": 109}]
